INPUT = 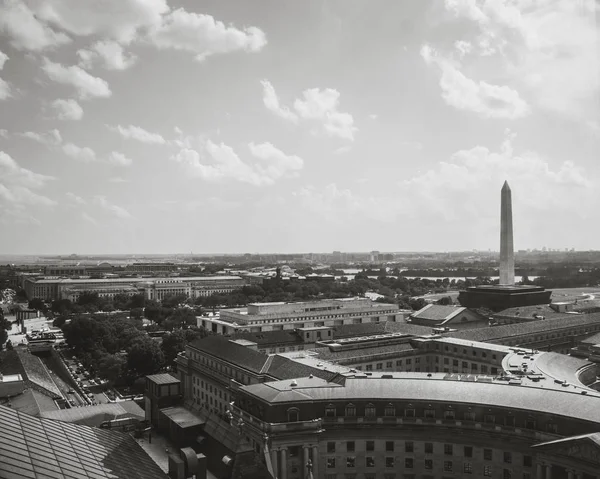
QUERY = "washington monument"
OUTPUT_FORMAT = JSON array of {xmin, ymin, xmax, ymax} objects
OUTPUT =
[{"xmin": 499, "ymin": 181, "xmax": 515, "ymax": 285}]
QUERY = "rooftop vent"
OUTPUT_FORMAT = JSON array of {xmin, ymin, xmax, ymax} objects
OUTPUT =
[{"xmin": 290, "ymin": 380, "xmax": 298, "ymax": 387}]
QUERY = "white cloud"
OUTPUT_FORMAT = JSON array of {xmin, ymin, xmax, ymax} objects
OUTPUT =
[
  {"xmin": 42, "ymin": 58, "xmax": 111, "ymax": 100},
  {"xmin": 421, "ymin": 45, "xmax": 530, "ymax": 119},
  {"xmin": 51, "ymin": 98, "xmax": 83, "ymax": 120},
  {"xmin": 0, "ymin": 51, "xmax": 8, "ymax": 70},
  {"xmin": 454, "ymin": 40, "xmax": 472, "ymax": 57},
  {"xmin": 334, "ymin": 145, "xmax": 352, "ymax": 155},
  {"xmin": 0, "ymin": 130, "xmax": 8, "ymax": 138},
  {"xmin": 63, "ymin": 143, "xmax": 96, "ymax": 162},
  {"xmin": 65, "ymin": 192, "xmax": 86, "ymax": 204},
  {"xmin": 109, "ymin": 124, "xmax": 166, "ymax": 144},
  {"xmin": 0, "ymin": 50, "xmax": 9, "ymax": 100},
  {"xmin": 107, "ymin": 151, "xmax": 133, "ymax": 167},
  {"xmin": 148, "ymin": 8, "xmax": 267, "ymax": 61},
  {"xmin": 18, "ymin": 129, "xmax": 62, "ymax": 146},
  {"xmin": 93, "ymin": 195, "xmax": 132, "ymax": 219},
  {"xmin": 368, "ymin": 114, "xmax": 378, "ymax": 120},
  {"xmin": 172, "ymin": 140, "xmax": 303, "ymax": 186},
  {"xmin": 78, "ymin": 41, "xmax": 137, "ymax": 70},
  {"xmin": 0, "ymin": 0, "xmax": 71, "ymax": 51},
  {"xmin": 261, "ymin": 81, "xmax": 357, "ymax": 141},
  {"xmin": 108, "ymin": 176, "xmax": 129, "ymax": 183},
  {"xmin": 29, "ymin": 0, "xmax": 168, "ymax": 44},
  {"xmin": 260, "ymin": 80, "xmax": 299, "ymax": 123},
  {"xmin": 0, "ymin": 151, "xmax": 56, "ymax": 208}
]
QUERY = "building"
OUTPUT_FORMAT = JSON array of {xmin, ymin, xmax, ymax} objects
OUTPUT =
[
  {"xmin": 23, "ymin": 275, "xmax": 245, "ymax": 301},
  {"xmin": 228, "ymin": 346, "xmax": 600, "ymax": 479},
  {"xmin": 408, "ymin": 304, "xmax": 487, "ymax": 329},
  {"xmin": 202, "ymin": 298, "xmax": 405, "ymax": 334}
]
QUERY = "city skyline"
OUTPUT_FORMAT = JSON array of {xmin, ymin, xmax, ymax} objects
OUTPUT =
[{"xmin": 0, "ymin": 0, "xmax": 599, "ymax": 255}]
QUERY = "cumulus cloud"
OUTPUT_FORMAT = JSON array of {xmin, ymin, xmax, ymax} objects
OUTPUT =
[
  {"xmin": 171, "ymin": 140, "xmax": 303, "ymax": 186},
  {"xmin": 107, "ymin": 151, "xmax": 133, "ymax": 167},
  {"xmin": 0, "ymin": 151, "xmax": 56, "ymax": 209},
  {"xmin": 51, "ymin": 98, "xmax": 83, "ymax": 120},
  {"xmin": 65, "ymin": 192, "xmax": 86, "ymax": 204},
  {"xmin": 148, "ymin": 9, "xmax": 267, "ymax": 61},
  {"xmin": 62, "ymin": 143, "xmax": 96, "ymax": 162},
  {"xmin": 18, "ymin": 129, "xmax": 62, "ymax": 146},
  {"xmin": 109, "ymin": 124, "xmax": 166, "ymax": 144},
  {"xmin": 0, "ymin": 50, "xmax": 10, "ymax": 100},
  {"xmin": 77, "ymin": 41, "xmax": 137, "ymax": 70},
  {"xmin": 0, "ymin": 0, "xmax": 71, "ymax": 51},
  {"xmin": 0, "ymin": 130, "xmax": 8, "ymax": 139},
  {"xmin": 421, "ymin": 45, "xmax": 530, "ymax": 119},
  {"xmin": 42, "ymin": 58, "xmax": 111, "ymax": 100},
  {"xmin": 261, "ymin": 80, "xmax": 357, "ymax": 141},
  {"xmin": 93, "ymin": 195, "xmax": 132, "ymax": 219}
]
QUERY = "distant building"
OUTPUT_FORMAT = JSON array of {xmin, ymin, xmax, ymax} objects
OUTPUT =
[{"xmin": 408, "ymin": 304, "xmax": 486, "ymax": 329}]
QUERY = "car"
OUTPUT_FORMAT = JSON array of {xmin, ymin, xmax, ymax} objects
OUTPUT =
[{"xmin": 67, "ymin": 389, "xmax": 74, "ymax": 394}]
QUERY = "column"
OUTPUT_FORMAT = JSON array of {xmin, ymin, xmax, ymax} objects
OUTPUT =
[
  {"xmin": 545, "ymin": 464, "xmax": 552, "ymax": 479},
  {"xmin": 312, "ymin": 445, "xmax": 318, "ymax": 478},
  {"xmin": 303, "ymin": 446, "xmax": 310, "ymax": 473},
  {"xmin": 280, "ymin": 448, "xmax": 287, "ymax": 479},
  {"xmin": 567, "ymin": 470, "xmax": 575, "ymax": 479},
  {"xmin": 270, "ymin": 449, "xmax": 278, "ymax": 479},
  {"xmin": 537, "ymin": 464, "xmax": 544, "ymax": 479}
]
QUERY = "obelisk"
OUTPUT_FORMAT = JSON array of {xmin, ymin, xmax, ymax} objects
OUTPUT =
[{"xmin": 499, "ymin": 181, "xmax": 515, "ymax": 285}]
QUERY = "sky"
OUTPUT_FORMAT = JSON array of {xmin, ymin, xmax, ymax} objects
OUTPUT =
[{"xmin": 0, "ymin": 0, "xmax": 598, "ymax": 255}]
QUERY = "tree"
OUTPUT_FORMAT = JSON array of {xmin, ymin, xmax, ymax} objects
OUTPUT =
[
  {"xmin": 97, "ymin": 353, "xmax": 126, "ymax": 386},
  {"xmin": 127, "ymin": 336, "xmax": 164, "ymax": 376},
  {"xmin": 0, "ymin": 315, "xmax": 11, "ymax": 346},
  {"xmin": 161, "ymin": 330, "xmax": 187, "ymax": 365},
  {"xmin": 409, "ymin": 298, "xmax": 427, "ymax": 311},
  {"xmin": 51, "ymin": 299, "xmax": 73, "ymax": 315},
  {"xmin": 436, "ymin": 296, "xmax": 453, "ymax": 306},
  {"xmin": 28, "ymin": 298, "xmax": 47, "ymax": 313}
]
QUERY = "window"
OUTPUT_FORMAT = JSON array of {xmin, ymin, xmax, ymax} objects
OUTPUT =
[
  {"xmin": 346, "ymin": 457, "xmax": 355, "ymax": 468},
  {"xmin": 327, "ymin": 458, "xmax": 336, "ymax": 468},
  {"xmin": 365, "ymin": 403, "xmax": 376, "ymax": 417},
  {"xmin": 444, "ymin": 410, "xmax": 455, "ymax": 420},
  {"xmin": 444, "ymin": 461, "xmax": 453, "ymax": 472},
  {"xmin": 444, "ymin": 358, "xmax": 449, "ymax": 364},
  {"xmin": 386, "ymin": 361, "xmax": 392, "ymax": 368},
  {"xmin": 484, "ymin": 449, "xmax": 493, "ymax": 461},
  {"xmin": 424, "ymin": 443, "xmax": 433, "ymax": 454},
  {"xmin": 347, "ymin": 441, "xmax": 355, "ymax": 453},
  {"xmin": 484, "ymin": 466, "xmax": 492, "ymax": 477},
  {"xmin": 366, "ymin": 364, "xmax": 372, "ymax": 371},
  {"xmin": 405, "ymin": 458, "xmax": 413, "ymax": 469},
  {"xmin": 504, "ymin": 452, "xmax": 512, "ymax": 464},
  {"xmin": 424, "ymin": 459, "xmax": 433, "ymax": 470},
  {"xmin": 405, "ymin": 408, "xmax": 415, "ymax": 418},
  {"xmin": 325, "ymin": 404, "xmax": 336, "ymax": 417},
  {"xmin": 385, "ymin": 457, "xmax": 394, "ymax": 468},
  {"xmin": 525, "ymin": 418, "xmax": 536, "ymax": 429},
  {"xmin": 405, "ymin": 441, "xmax": 414, "ymax": 453},
  {"xmin": 287, "ymin": 408, "xmax": 299, "ymax": 422},
  {"xmin": 396, "ymin": 360, "xmax": 402, "ymax": 366},
  {"xmin": 444, "ymin": 444, "xmax": 453, "ymax": 455},
  {"xmin": 366, "ymin": 457, "xmax": 375, "ymax": 468},
  {"xmin": 464, "ymin": 446, "xmax": 473, "ymax": 458},
  {"xmin": 366, "ymin": 441, "xmax": 374, "ymax": 452},
  {"xmin": 327, "ymin": 442, "xmax": 336, "ymax": 453},
  {"xmin": 503, "ymin": 469, "xmax": 512, "ymax": 479},
  {"xmin": 453, "ymin": 359, "xmax": 459, "ymax": 366},
  {"xmin": 523, "ymin": 456, "xmax": 532, "ymax": 467},
  {"xmin": 547, "ymin": 423, "xmax": 558, "ymax": 433},
  {"xmin": 345, "ymin": 404, "xmax": 356, "ymax": 417},
  {"xmin": 462, "ymin": 361, "xmax": 468, "ymax": 368},
  {"xmin": 415, "ymin": 357, "xmax": 420, "ymax": 364},
  {"xmin": 386, "ymin": 441, "xmax": 394, "ymax": 452},
  {"xmin": 384, "ymin": 403, "xmax": 395, "ymax": 416},
  {"xmin": 464, "ymin": 411, "xmax": 476, "ymax": 421},
  {"xmin": 424, "ymin": 409, "xmax": 435, "ymax": 418},
  {"xmin": 481, "ymin": 365, "xmax": 488, "ymax": 373},
  {"xmin": 484, "ymin": 414, "xmax": 495, "ymax": 424},
  {"xmin": 376, "ymin": 363, "xmax": 383, "ymax": 370},
  {"xmin": 464, "ymin": 462, "xmax": 473, "ymax": 474}
]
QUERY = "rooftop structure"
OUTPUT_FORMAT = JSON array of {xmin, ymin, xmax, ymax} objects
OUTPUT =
[{"xmin": 408, "ymin": 304, "xmax": 486, "ymax": 328}]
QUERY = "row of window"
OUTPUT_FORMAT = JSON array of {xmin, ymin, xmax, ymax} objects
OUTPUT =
[{"xmin": 323, "ymin": 468, "xmax": 530, "ymax": 479}]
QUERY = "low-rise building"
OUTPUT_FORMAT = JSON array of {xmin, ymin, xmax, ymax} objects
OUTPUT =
[{"xmin": 409, "ymin": 304, "xmax": 486, "ymax": 329}]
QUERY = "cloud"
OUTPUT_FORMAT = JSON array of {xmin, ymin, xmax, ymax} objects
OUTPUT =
[
  {"xmin": 109, "ymin": 124, "xmax": 166, "ymax": 144},
  {"xmin": 261, "ymin": 81, "xmax": 357, "ymax": 141},
  {"xmin": 260, "ymin": 80, "xmax": 299, "ymax": 123},
  {"xmin": 78, "ymin": 41, "xmax": 137, "ymax": 70},
  {"xmin": 62, "ymin": 143, "xmax": 96, "ymax": 162},
  {"xmin": 0, "ymin": 130, "xmax": 8, "ymax": 138},
  {"xmin": 108, "ymin": 176, "xmax": 129, "ymax": 183},
  {"xmin": 0, "ymin": 151, "xmax": 56, "ymax": 209},
  {"xmin": 81, "ymin": 212, "xmax": 98, "ymax": 226},
  {"xmin": 18, "ymin": 129, "xmax": 62, "ymax": 146},
  {"xmin": 171, "ymin": 140, "xmax": 303, "ymax": 186},
  {"xmin": 28, "ymin": 0, "xmax": 168, "ymax": 44},
  {"xmin": 440, "ymin": 0, "xmax": 600, "ymax": 123},
  {"xmin": 421, "ymin": 45, "xmax": 530, "ymax": 119},
  {"xmin": 0, "ymin": 50, "xmax": 10, "ymax": 100},
  {"xmin": 93, "ymin": 195, "xmax": 132, "ymax": 219},
  {"xmin": 368, "ymin": 114, "xmax": 378, "ymax": 120},
  {"xmin": 148, "ymin": 8, "xmax": 267, "ymax": 61},
  {"xmin": 0, "ymin": 0, "xmax": 71, "ymax": 51},
  {"xmin": 0, "ymin": 51, "xmax": 8, "ymax": 70},
  {"xmin": 42, "ymin": 58, "xmax": 111, "ymax": 100},
  {"xmin": 107, "ymin": 151, "xmax": 133, "ymax": 167},
  {"xmin": 334, "ymin": 145, "xmax": 352, "ymax": 155},
  {"xmin": 51, "ymin": 98, "xmax": 83, "ymax": 120},
  {"xmin": 65, "ymin": 192, "xmax": 86, "ymax": 204}
]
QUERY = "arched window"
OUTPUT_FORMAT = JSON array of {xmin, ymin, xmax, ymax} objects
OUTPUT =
[
  {"xmin": 345, "ymin": 403, "xmax": 356, "ymax": 417},
  {"xmin": 325, "ymin": 403, "xmax": 336, "ymax": 417},
  {"xmin": 384, "ymin": 403, "xmax": 395, "ymax": 417},
  {"xmin": 287, "ymin": 407, "xmax": 300, "ymax": 422},
  {"xmin": 365, "ymin": 403, "xmax": 376, "ymax": 417}
]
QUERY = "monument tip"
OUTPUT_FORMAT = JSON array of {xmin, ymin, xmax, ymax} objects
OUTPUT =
[{"xmin": 502, "ymin": 180, "xmax": 510, "ymax": 190}]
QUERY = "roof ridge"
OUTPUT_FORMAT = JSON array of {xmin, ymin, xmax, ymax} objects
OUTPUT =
[{"xmin": 260, "ymin": 355, "xmax": 275, "ymax": 374}]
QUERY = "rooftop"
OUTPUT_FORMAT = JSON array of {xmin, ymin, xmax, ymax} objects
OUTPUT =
[
  {"xmin": 0, "ymin": 404, "xmax": 167, "ymax": 479},
  {"xmin": 39, "ymin": 401, "xmax": 145, "ymax": 427},
  {"xmin": 146, "ymin": 373, "xmax": 180, "ymax": 385},
  {"xmin": 410, "ymin": 304, "xmax": 468, "ymax": 322}
]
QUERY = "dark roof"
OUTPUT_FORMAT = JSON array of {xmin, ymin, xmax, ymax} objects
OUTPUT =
[
  {"xmin": 493, "ymin": 304, "xmax": 572, "ymax": 320},
  {"xmin": 231, "ymin": 450, "xmax": 274, "ymax": 479},
  {"xmin": 313, "ymin": 342, "xmax": 416, "ymax": 362},
  {"xmin": 0, "ymin": 349, "xmax": 61, "ymax": 398},
  {"xmin": 452, "ymin": 313, "xmax": 600, "ymax": 342},
  {"xmin": 189, "ymin": 336, "xmax": 268, "ymax": 374},
  {"xmin": 265, "ymin": 355, "xmax": 339, "ymax": 382},
  {"xmin": 146, "ymin": 373, "xmax": 180, "ymax": 385},
  {"xmin": 5, "ymin": 389, "xmax": 59, "ymax": 417},
  {"xmin": 333, "ymin": 321, "xmax": 433, "ymax": 338},
  {"xmin": 232, "ymin": 330, "xmax": 304, "ymax": 346},
  {"xmin": 0, "ymin": 404, "xmax": 167, "ymax": 479}
]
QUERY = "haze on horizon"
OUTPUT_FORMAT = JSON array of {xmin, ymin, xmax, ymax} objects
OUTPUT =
[{"xmin": 0, "ymin": 0, "xmax": 598, "ymax": 255}]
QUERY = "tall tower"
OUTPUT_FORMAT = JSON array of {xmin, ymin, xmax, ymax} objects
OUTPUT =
[{"xmin": 499, "ymin": 181, "xmax": 515, "ymax": 285}]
